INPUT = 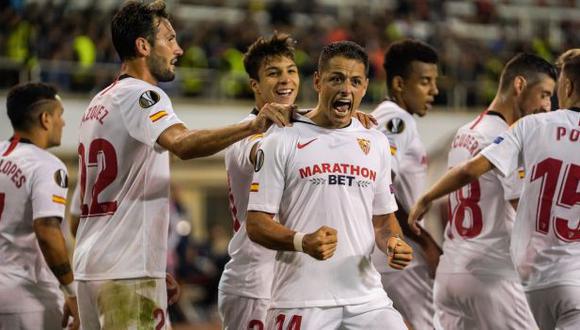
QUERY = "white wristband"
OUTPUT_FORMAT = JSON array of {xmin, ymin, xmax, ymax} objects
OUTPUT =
[
  {"xmin": 60, "ymin": 281, "xmax": 77, "ymax": 297},
  {"xmin": 293, "ymin": 232, "xmax": 305, "ymax": 252}
]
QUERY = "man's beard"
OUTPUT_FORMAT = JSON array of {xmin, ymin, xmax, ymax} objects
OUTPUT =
[{"xmin": 147, "ymin": 53, "xmax": 175, "ymax": 82}]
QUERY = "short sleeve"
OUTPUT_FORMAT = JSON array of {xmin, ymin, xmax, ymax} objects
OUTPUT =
[
  {"xmin": 481, "ymin": 120, "xmax": 525, "ymax": 177},
  {"xmin": 247, "ymin": 130, "xmax": 288, "ymax": 214},
  {"xmin": 498, "ymin": 166, "xmax": 524, "ymax": 201},
  {"xmin": 373, "ymin": 136, "xmax": 398, "ymax": 215},
  {"xmin": 120, "ymin": 87, "xmax": 183, "ymax": 147},
  {"xmin": 374, "ymin": 115, "xmax": 412, "ymax": 177},
  {"xmin": 69, "ymin": 181, "xmax": 81, "ymax": 217},
  {"xmin": 227, "ymin": 133, "xmax": 264, "ymax": 174},
  {"xmin": 31, "ymin": 159, "xmax": 68, "ymax": 220}
]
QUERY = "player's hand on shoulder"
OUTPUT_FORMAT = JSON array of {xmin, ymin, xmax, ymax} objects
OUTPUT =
[
  {"xmin": 354, "ymin": 110, "xmax": 377, "ymax": 129},
  {"xmin": 62, "ymin": 296, "xmax": 80, "ymax": 330},
  {"xmin": 387, "ymin": 236, "xmax": 413, "ymax": 270},
  {"xmin": 252, "ymin": 103, "xmax": 296, "ymax": 132},
  {"xmin": 303, "ymin": 226, "xmax": 337, "ymax": 261}
]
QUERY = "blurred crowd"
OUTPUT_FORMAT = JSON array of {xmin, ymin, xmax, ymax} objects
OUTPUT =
[{"xmin": 1, "ymin": 0, "xmax": 578, "ymax": 106}]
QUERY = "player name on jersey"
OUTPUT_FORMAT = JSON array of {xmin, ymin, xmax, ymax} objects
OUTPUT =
[
  {"xmin": 0, "ymin": 159, "xmax": 26, "ymax": 188},
  {"xmin": 556, "ymin": 126, "xmax": 580, "ymax": 141},
  {"xmin": 81, "ymin": 104, "xmax": 110, "ymax": 125},
  {"xmin": 451, "ymin": 132, "xmax": 480, "ymax": 156}
]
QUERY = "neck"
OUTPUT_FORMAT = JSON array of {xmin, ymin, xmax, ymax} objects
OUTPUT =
[
  {"xmin": 122, "ymin": 59, "xmax": 158, "ymax": 85},
  {"xmin": 487, "ymin": 92, "xmax": 517, "ymax": 125},
  {"xmin": 390, "ymin": 94, "xmax": 412, "ymax": 115},
  {"xmin": 14, "ymin": 130, "xmax": 49, "ymax": 149}
]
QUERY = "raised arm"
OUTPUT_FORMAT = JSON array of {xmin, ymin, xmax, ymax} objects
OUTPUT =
[
  {"xmin": 408, "ymin": 154, "xmax": 493, "ymax": 234},
  {"xmin": 246, "ymin": 211, "xmax": 337, "ymax": 260}
]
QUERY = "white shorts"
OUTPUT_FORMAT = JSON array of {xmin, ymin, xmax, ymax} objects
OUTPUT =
[
  {"xmin": 526, "ymin": 285, "xmax": 580, "ymax": 330},
  {"xmin": 380, "ymin": 264, "xmax": 434, "ymax": 330},
  {"xmin": 77, "ymin": 278, "xmax": 168, "ymax": 330},
  {"xmin": 265, "ymin": 296, "xmax": 406, "ymax": 330},
  {"xmin": 434, "ymin": 273, "xmax": 536, "ymax": 330},
  {"xmin": 0, "ymin": 308, "xmax": 63, "ymax": 330},
  {"xmin": 218, "ymin": 289, "xmax": 269, "ymax": 330}
]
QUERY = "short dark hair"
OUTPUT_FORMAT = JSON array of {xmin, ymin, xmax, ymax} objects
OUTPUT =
[
  {"xmin": 111, "ymin": 0, "xmax": 169, "ymax": 61},
  {"xmin": 318, "ymin": 41, "xmax": 369, "ymax": 77},
  {"xmin": 383, "ymin": 39, "xmax": 438, "ymax": 93},
  {"xmin": 243, "ymin": 32, "xmax": 296, "ymax": 81},
  {"xmin": 562, "ymin": 55, "xmax": 580, "ymax": 95},
  {"xmin": 7, "ymin": 82, "xmax": 59, "ymax": 130},
  {"xmin": 499, "ymin": 53, "xmax": 557, "ymax": 93}
]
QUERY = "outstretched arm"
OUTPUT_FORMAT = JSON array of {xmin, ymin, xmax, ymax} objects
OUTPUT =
[
  {"xmin": 246, "ymin": 211, "xmax": 338, "ymax": 260},
  {"xmin": 409, "ymin": 154, "xmax": 493, "ymax": 234},
  {"xmin": 158, "ymin": 103, "xmax": 294, "ymax": 160}
]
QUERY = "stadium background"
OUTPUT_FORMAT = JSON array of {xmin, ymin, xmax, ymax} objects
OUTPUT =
[{"xmin": 0, "ymin": 0, "xmax": 577, "ymax": 328}]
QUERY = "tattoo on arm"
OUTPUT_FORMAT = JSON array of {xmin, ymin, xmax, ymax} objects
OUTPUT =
[{"xmin": 50, "ymin": 263, "xmax": 72, "ymax": 277}]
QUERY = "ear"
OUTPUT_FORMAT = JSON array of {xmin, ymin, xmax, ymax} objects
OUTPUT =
[
  {"xmin": 565, "ymin": 78, "xmax": 574, "ymax": 98},
  {"xmin": 313, "ymin": 71, "xmax": 321, "ymax": 93},
  {"xmin": 392, "ymin": 76, "xmax": 404, "ymax": 94},
  {"xmin": 39, "ymin": 111, "xmax": 51, "ymax": 131},
  {"xmin": 135, "ymin": 37, "xmax": 151, "ymax": 57},
  {"xmin": 513, "ymin": 76, "xmax": 526, "ymax": 96},
  {"xmin": 249, "ymin": 79, "xmax": 260, "ymax": 95}
]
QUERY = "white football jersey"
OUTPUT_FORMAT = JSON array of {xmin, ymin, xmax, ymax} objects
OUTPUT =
[
  {"xmin": 73, "ymin": 76, "xmax": 183, "ymax": 280},
  {"xmin": 481, "ymin": 108, "xmax": 580, "ymax": 290},
  {"xmin": 219, "ymin": 110, "xmax": 276, "ymax": 299},
  {"xmin": 370, "ymin": 100, "xmax": 427, "ymax": 273},
  {"xmin": 0, "ymin": 139, "xmax": 68, "ymax": 312},
  {"xmin": 441, "ymin": 112, "xmax": 522, "ymax": 279},
  {"xmin": 70, "ymin": 181, "xmax": 80, "ymax": 217},
  {"xmin": 247, "ymin": 114, "xmax": 397, "ymax": 308}
]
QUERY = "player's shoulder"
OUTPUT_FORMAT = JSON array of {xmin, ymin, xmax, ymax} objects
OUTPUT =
[
  {"xmin": 372, "ymin": 100, "xmax": 415, "ymax": 135},
  {"xmin": 112, "ymin": 77, "xmax": 170, "ymax": 107},
  {"xmin": 460, "ymin": 113, "xmax": 507, "ymax": 141}
]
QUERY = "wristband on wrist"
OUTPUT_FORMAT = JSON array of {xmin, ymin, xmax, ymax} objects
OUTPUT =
[
  {"xmin": 60, "ymin": 281, "xmax": 77, "ymax": 297},
  {"xmin": 293, "ymin": 232, "xmax": 305, "ymax": 253}
]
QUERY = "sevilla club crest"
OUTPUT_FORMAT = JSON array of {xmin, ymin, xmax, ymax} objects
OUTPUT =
[{"xmin": 357, "ymin": 138, "xmax": 371, "ymax": 155}]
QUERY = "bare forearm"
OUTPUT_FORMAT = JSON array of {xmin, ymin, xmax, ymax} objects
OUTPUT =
[
  {"xmin": 374, "ymin": 214, "xmax": 403, "ymax": 255},
  {"xmin": 247, "ymin": 211, "xmax": 296, "ymax": 251},
  {"xmin": 174, "ymin": 121, "xmax": 256, "ymax": 159},
  {"xmin": 34, "ymin": 218, "xmax": 74, "ymax": 285}
]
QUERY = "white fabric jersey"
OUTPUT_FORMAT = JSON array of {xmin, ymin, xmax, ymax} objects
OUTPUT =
[
  {"xmin": 247, "ymin": 114, "xmax": 398, "ymax": 308},
  {"xmin": 481, "ymin": 109, "xmax": 580, "ymax": 291},
  {"xmin": 441, "ymin": 112, "xmax": 522, "ymax": 279},
  {"xmin": 0, "ymin": 140, "xmax": 68, "ymax": 312},
  {"xmin": 369, "ymin": 100, "xmax": 427, "ymax": 273},
  {"xmin": 74, "ymin": 76, "xmax": 183, "ymax": 280},
  {"xmin": 219, "ymin": 110, "xmax": 276, "ymax": 299},
  {"xmin": 69, "ymin": 181, "xmax": 80, "ymax": 217}
]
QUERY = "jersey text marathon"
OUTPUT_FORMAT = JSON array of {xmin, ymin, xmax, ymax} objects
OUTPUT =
[{"xmin": 299, "ymin": 163, "xmax": 376, "ymax": 181}]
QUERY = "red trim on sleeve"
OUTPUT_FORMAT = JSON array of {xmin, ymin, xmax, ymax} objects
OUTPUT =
[{"xmin": 2, "ymin": 134, "xmax": 20, "ymax": 156}]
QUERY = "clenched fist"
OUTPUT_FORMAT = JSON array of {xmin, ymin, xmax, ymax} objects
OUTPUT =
[
  {"xmin": 387, "ymin": 236, "xmax": 413, "ymax": 270},
  {"xmin": 302, "ymin": 226, "xmax": 338, "ymax": 260}
]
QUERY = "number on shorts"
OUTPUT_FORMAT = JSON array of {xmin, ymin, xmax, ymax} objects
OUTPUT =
[
  {"xmin": 248, "ymin": 319, "xmax": 264, "ymax": 330},
  {"xmin": 78, "ymin": 139, "xmax": 118, "ymax": 217},
  {"xmin": 153, "ymin": 308, "xmax": 165, "ymax": 330},
  {"xmin": 531, "ymin": 158, "xmax": 580, "ymax": 241},
  {"xmin": 449, "ymin": 179, "xmax": 483, "ymax": 238},
  {"xmin": 276, "ymin": 314, "xmax": 302, "ymax": 330}
]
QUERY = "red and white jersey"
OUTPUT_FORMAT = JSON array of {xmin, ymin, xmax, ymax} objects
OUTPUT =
[
  {"xmin": 481, "ymin": 108, "xmax": 580, "ymax": 291},
  {"xmin": 440, "ymin": 112, "xmax": 522, "ymax": 279},
  {"xmin": 247, "ymin": 114, "xmax": 398, "ymax": 308},
  {"xmin": 219, "ymin": 110, "xmax": 276, "ymax": 299},
  {"xmin": 370, "ymin": 100, "xmax": 427, "ymax": 273},
  {"xmin": 73, "ymin": 76, "xmax": 183, "ymax": 280},
  {"xmin": 0, "ymin": 140, "xmax": 68, "ymax": 312}
]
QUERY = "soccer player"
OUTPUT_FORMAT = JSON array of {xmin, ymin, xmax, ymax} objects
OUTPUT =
[
  {"xmin": 73, "ymin": 1, "xmax": 292, "ymax": 329},
  {"xmin": 433, "ymin": 53, "xmax": 556, "ymax": 329},
  {"xmin": 217, "ymin": 33, "xmax": 299, "ymax": 329},
  {"xmin": 0, "ymin": 83, "xmax": 79, "ymax": 329},
  {"xmin": 369, "ymin": 39, "xmax": 441, "ymax": 329},
  {"xmin": 246, "ymin": 40, "xmax": 413, "ymax": 329},
  {"xmin": 218, "ymin": 33, "xmax": 377, "ymax": 329},
  {"xmin": 408, "ymin": 54, "xmax": 580, "ymax": 330}
]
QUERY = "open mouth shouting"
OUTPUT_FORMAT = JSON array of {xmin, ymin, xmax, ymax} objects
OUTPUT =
[{"xmin": 332, "ymin": 98, "xmax": 352, "ymax": 117}]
